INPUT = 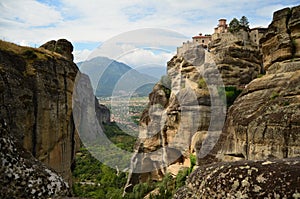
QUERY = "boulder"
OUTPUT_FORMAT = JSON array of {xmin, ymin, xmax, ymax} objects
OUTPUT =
[
  {"xmin": 40, "ymin": 39, "xmax": 74, "ymax": 61},
  {"xmin": 174, "ymin": 157, "xmax": 300, "ymax": 199}
]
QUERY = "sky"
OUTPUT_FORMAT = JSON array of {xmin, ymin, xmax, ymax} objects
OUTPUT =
[{"xmin": 0, "ymin": 0, "xmax": 299, "ymax": 66}]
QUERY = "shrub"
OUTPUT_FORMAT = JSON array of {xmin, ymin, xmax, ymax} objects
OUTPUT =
[
  {"xmin": 198, "ymin": 78, "xmax": 207, "ymax": 89},
  {"xmin": 175, "ymin": 168, "xmax": 189, "ymax": 189},
  {"xmin": 22, "ymin": 50, "xmax": 37, "ymax": 59},
  {"xmin": 270, "ymin": 92, "xmax": 279, "ymax": 100},
  {"xmin": 218, "ymin": 86, "xmax": 242, "ymax": 107}
]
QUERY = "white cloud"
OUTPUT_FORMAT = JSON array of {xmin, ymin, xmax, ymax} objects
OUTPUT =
[
  {"xmin": 19, "ymin": 40, "xmax": 30, "ymax": 47},
  {"xmin": 1, "ymin": 0, "xmax": 299, "ymax": 62},
  {"xmin": 0, "ymin": 0, "xmax": 62, "ymax": 27},
  {"xmin": 86, "ymin": 28, "xmax": 187, "ymax": 66},
  {"xmin": 73, "ymin": 49, "xmax": 92, "ymax": 63},
  {"xmin": 117, "ymin": 47, "xmax": 175, "ymax": 68}
]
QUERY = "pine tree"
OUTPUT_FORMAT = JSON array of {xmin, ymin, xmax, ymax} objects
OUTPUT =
[
  {"xmin": 229, "ymin": 18, "xmax": 240, "ymax": 33},
  {"xmin": 239, "ymin": 16, "xmax": 249, "ymax": 30}
]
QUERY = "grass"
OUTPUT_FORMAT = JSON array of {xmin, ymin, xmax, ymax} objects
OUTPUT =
[
  {"xmin": 198, "ymin": 78, "xmax": 208, "ymax": 89},
  {"xmin": 257, "ymin": 74, "xmax": 265, "ymax": 78},
  {"xmin": 270, "ymin": 92, "xmax": 279, "ymax": 100},
  {"xmin": 0, "ymin": 40, "xmax": 63, "ymax": 61},
  {"xmin": 0, "ymin": 40, "xmax": 68, "ymax": 76}
]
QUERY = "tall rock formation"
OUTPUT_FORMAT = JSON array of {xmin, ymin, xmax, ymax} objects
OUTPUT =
[
  {"xmin": 126, "ymin": 25, "xmax": 262, "ymax": 188},
  {"xmin": 209, "ymin": 29, "xmax": 262, "ymax": 86},
  {"xmin": 0, "ymin": 39, "xmax": 77, "ymax": 187},
  {"xmin": 175, "ymin": 5, "xmax": 300, "ymax": 198},
  {"xmin": 220, "ymin": 5, "xmax": 300, "ymax": 161},
  {"xmin": 127, "ymin": 6, "xmax": 300, "ymax": 198}
]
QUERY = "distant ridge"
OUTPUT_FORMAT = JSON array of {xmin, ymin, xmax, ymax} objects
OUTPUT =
[{"xmin": 77, "ymin": 56, "xmax": 158, "ymax": 97}]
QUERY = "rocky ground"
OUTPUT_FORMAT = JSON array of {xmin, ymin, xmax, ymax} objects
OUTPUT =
[{"xmin": 174, "ymin": 157, "xmax": 300, "ymax": 199}]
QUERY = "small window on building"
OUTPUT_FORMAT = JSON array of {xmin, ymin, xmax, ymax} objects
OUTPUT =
[
  {"xmin": 254, "ymin": 34, "xmax": 257, "ymax": 38},
  {"xmin": 196, "ymin": 39, "xmax": 198, "ymax": 42},
  {"xmin": 202, "ymin": 40, "xmax": 205, "ymax": 43}
]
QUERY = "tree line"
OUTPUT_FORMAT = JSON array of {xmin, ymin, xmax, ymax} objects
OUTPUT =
[{"xmin": 229, "ymin": 16, "xmax": 250, "ymax": 33}]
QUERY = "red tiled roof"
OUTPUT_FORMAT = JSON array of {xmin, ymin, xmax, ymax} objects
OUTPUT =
[{"xmin": 192, "ymin": 35, "xmax": 211, "ymax": 39}]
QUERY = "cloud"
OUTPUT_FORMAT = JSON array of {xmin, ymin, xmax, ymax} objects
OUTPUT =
[
  {"xmin": 0, "ymin": 0, "xmax": 62, "ymax": 27},
  {"xmin": 86, "ymin": 28, "xmax": 187, "ymax": 65},
  {"xmin": 1, "ymin": 0, "xmax": 299, "ymax": 62},
  {"xmin": 117, "ymin": 47, "xmax": 175, "ymax": 68},
  {"xmin": 73, "ymin": 49, "xmax": 92, "ymax": 63}
]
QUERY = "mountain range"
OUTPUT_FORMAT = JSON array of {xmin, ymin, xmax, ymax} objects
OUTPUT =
[{"xmin": 77, "ymin": 56, "xmax": 159, "ymax": 97}]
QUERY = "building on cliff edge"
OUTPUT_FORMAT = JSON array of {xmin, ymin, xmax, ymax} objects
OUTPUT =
[{"xmin": 177, "ymin": 18, "xmax": 268, "ymax": 55}]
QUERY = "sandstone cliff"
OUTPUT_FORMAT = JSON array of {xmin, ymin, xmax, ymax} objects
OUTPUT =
[
  {"xmin": 219, "ymin": 5, "xmax": 300, "ymax": 161},
  {"xmin": 126, "ymin": 5, "xmax": 300, "ymax": 198},
  {"xmin": 0, "ymin": 39, "xmax": 78, "ymax": 185},
  {"xmin": 126, "ymin": 27, "xmax": 262, "ymax": 187},
  {"xmin": 208, "ymin": 29, "xmax": 262, "ymax": 86},
  {"xmin": 0, "ymin": 39, "xmax": 111, "ymax": 197},
  {"xmin": 175, "ymin": 5, "xmax": 300, "ymax": 198}
]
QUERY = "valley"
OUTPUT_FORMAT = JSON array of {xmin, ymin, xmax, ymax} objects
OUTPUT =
[{"xmin": 99, "ymin": 96, "xmax": 149, "ymax": 134}]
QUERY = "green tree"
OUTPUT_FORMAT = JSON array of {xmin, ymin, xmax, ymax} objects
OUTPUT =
[
  {"xmin": 239, "ymin": 16, "xmax": 250, "ymax": 30},
  {"xmin": 228, "ymin": 18, "xmax": 240, "ymax": 33}
]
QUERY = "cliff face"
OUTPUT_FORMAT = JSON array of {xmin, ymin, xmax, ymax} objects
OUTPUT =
[
  {"xmin": 0, "ymin": 40, "xmax": 77, "ymax": 185},
  {"xmin": 209, "ymin": 30, "xmax": 262, "ymax": 86},
  {"xmin": 125, "ymin": 46, "xmax": 213, "ymax": 189},
  {"xmin": 127, "ymin": 28, "xmax": 261, "ymax": 185},
  {"xmin": 127, "ymin": 5, "xmax": 300, "ymax": 197},
  {"xmin": 175, "ymin": 5, "xmax": 300, "ymax": 198},
  {"xmin": 220, "ymin": 5, "xmax": 300, "ymax": 161}
]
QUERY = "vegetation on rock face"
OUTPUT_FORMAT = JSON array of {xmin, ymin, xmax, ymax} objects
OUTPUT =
[
  {"xmin": 218, "ymin": 86, "xmax": 242, "ymax": 107},
  {"xmin": 198, "ymin": 77, "xmax": 209, "ymax": 90},
  {"xmin": 102, "ymin": 123, "xmax": 137, "ymax": 152},
  {"xmin": 22, "ymin": 50, "xmax": 37, "ymax": 59}
]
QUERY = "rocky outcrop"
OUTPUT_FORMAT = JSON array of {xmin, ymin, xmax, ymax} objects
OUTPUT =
[
  {"xmin": 260, "ymin": 6, "xmax": 300, "ymax": 72},
  {"xmin": 0, "ymin": 120, "xmax": 70, "ymax": 199},
  {"xmin": 219, "ymin": 71, "xmax": 300, "ymax": 161},
  {"xmin": 173, "ymin": 5, "xmax": 300, "ymax": 198},
  {"xmin": 0, "ymin": 40, "xmax": 77, "ymax": 185},
  {"xmin": 220, "ymin": 6, "xmax": 300, "ymax": 161},
  {"xmin": 96, "ymin": 103, "xmax": 111, "ymax": 125},
  {"xmin": 209, "ymin": 30, "xmax": 262, "ymax": 86},
  {"xmin": 290, "ymin": 6, "xmax": 300, "ymax": 58},
  {"xmin": 40, "ymin": 39, "xmax": 74, "ymax": 61},
  {"xmin": 126, "ymin": 23, "xmax": 263, "ymax": 187},
  {"xmin": 174, "ymin": 157, "xmax": 300, "ymax": 199}
]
